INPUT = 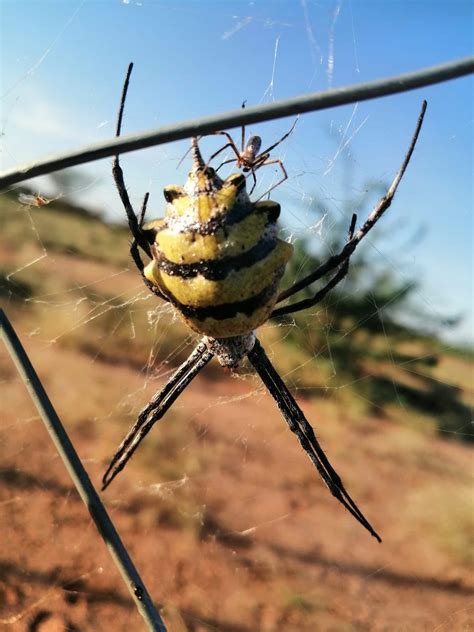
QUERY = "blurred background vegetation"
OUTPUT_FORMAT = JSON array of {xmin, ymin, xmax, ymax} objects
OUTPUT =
[
  {"xmin": 1, "ymin": 179, "xmax": 472, "ymax": 445},
  {"xmin": 1, "ymin": 176, "xmax": 472, "ymax": 631}
]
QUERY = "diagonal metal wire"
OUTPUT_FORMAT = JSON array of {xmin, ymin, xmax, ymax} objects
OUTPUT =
[
  {"xmin": 0, "ymin": 309, "xmax": 167, "ymax": 632},
  {"xmin": 0, "ymin": 56, "xmax": 473, "ymax": 189}
]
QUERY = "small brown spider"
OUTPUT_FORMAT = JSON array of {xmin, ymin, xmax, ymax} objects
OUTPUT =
[{"xmin": 208, "ymin": 102, "xmax": 299, "ymax": 196}]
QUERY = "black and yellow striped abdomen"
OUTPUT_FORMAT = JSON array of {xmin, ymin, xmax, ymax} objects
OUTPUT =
[{"xmin": 143, "ymin": 141, "xmax": 293, "ymax": 338}]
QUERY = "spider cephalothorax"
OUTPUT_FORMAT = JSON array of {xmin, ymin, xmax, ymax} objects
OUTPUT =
[{"xmin": 104, "ymin": 62, "xmax": 426, "ymax": 544}]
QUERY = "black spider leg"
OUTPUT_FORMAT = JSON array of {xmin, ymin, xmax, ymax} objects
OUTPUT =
[
  {"xmin": 102, "ymin": 340, "xmax": 213, "ymax": 490},
  {"xmin": 272, "ymin": 213, "xmax": 357, "ymax": 318},
  {"xmin": 112, "ymin": 62, "xmax": 169, "ymax": 302},
  {"xmin": 247, "ymin": 338, "xmax": 381, "ymax": 542},
  {"xmin": 241, "ymin": 100, "xmax": 247, "ymax": 152},
  {"xmin": 253, "ymin": 115, "xmax": 299, "ymax": 167},
  {"xmin": 273, "ymin": 100, "xmax": 427, "ymax": 318},
  {"xmin": 207, "ymin": 132, "xmax": 242, "ymax": 170},
  {"xmin": 129, "ymin": 191, "xmax": 149, "ymax": 273}
]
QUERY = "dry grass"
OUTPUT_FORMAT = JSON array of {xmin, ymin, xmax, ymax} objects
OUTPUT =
[{"xmin": 1, "ymin": 192, "xmax": 473, "ymax": 631}]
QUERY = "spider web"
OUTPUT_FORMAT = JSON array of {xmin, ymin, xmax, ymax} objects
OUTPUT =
[{"xmin": 1, "ymin": 2, "xmax": 473, "ymax": 631}]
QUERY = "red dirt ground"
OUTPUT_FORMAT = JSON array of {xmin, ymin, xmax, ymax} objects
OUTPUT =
[{"xmin": 1, "ymin": 324, "xmax": 473, "ymax": 631}]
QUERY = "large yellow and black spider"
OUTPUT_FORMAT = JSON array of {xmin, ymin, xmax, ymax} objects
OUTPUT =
[{"xmin": 103, "ymin": 63, "xmax": 427, "ymax": 543}]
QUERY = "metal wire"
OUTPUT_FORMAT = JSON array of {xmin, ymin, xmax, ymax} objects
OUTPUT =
[
  {"xmin": 0, "ymin": 309, "xmax": 167, "ymax": 632},
  {"xmin": 0, "ymin": 56, "xmax": 472, "ymax": 189}
]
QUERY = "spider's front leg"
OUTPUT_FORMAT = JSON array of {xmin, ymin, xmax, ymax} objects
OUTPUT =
[
  {"xmin": 112, "ymin": 63, "xmax": 151, "ymax": 257},
  {"xmin": 113, "ymin": 63, "xmax": 169, "ymax": 302},
  {"xmin": 113, "ymin": 153, "xmax": 168, "ymax": 302},
  {"xmin": 208, "ymin": 131, "xmax": 243, "ymax": 171}
]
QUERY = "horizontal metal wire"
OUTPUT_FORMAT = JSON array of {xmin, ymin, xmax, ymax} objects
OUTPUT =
[{"xmin": 0, "ymin": 56, "xmax": 473, "ymax": 189}]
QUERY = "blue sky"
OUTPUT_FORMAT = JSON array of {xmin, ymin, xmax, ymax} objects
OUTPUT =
[{"xmin": 1, "ymin": 0, "xmax": 473, "ymax": 343}]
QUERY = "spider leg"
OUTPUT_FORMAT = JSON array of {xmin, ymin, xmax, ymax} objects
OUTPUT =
[
  {"xmin": 257, "ymin": 116, "xmax": 299, "ymax": 158},
  {"xmin": 247, "ymin": 338, "xmax": 381, "ymax": 542},
  {"xmin": 273, "ymin": 101, "xmax": 427, "ymax": 317},
  {"xmin": 102, "ymin": 339, "xmax": 213, "ymax": 490},
  {"xmin": 248, "ymin": 170, "xmax": 258, "ymax": 196},
  {"xmin": 215, "ymin": 158, "xmax": 239, "ymax": 173},
  {"xmin": 241, "ymin": 100, "xmax": 247, "ymax": 153},
  {"xmin": 208, "ymin": 132, "xmax": 242, "ymax": 170},
  {"xmin": 253, "ymin": 158, "xmax": 289, "ymax": 201},
  {"xmin": 129, "ymin": 192, "xmax": 149, "ymax": 274},
  {"xmin": 114, "ymin": 63, "xmax": 169, "ymax": 302},
  {"xmin": 272, "ymin": 214, "xmax": 356, "ymax": 318},
  {"xmin": 113, "ymin": 155, "xmax": 150, "ymax": 255},
  {"xmin": 113, "ymin": 63, "xmax": 151, "ymax": 257},
  {"xmin": 128, "ymin": 193, "xmax": 168, "ymax": 300}
]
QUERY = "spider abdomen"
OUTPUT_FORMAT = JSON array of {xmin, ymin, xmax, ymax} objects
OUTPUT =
[
  {"xmin": 143, "ymin": 144, "xmax": 292, "ymax": 337},
  {"xmin": 242, "ymin": 135, "xmax": 262, "ymax": 166}
]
